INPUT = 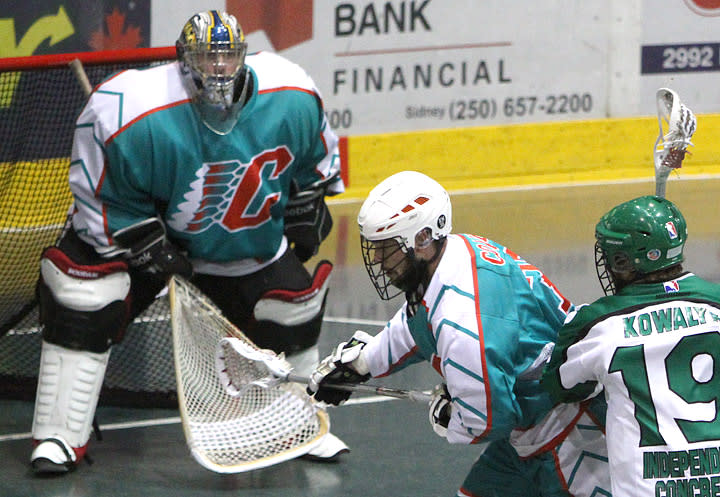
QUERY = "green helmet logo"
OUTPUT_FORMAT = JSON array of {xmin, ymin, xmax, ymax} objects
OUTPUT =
[{"xmin": 594, "ymin": 195, "xmax": 687, "ymax": 294}]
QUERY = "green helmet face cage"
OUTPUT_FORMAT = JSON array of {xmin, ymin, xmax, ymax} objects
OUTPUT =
[{"xmin": 594, "ymin": 195, "xmax": 687, "ymax": 294}]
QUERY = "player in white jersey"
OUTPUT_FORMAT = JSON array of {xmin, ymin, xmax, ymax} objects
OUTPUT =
[
  {"xmin": 542, "ymin": 195, "xmax": 720, "ymax": 497},
  {"xmin": 30, "ymin": 10, "xmax": 348, "ymax": 473},
  {"xmin": 307, "ymin": 171, "xmax": 611, "ymax": 497}
]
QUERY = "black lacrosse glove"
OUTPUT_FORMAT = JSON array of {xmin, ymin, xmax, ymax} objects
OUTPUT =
[
  {"xmin": 113, "ymin": 217, "xmax": 193, "ymax": 280},
  {"xmin": 284, "ymin": 185, "xmax": 332, "ymax": 262},
  {"xmin": 307, "ymin": 331, "xmax": 373, "ymax": 405}
]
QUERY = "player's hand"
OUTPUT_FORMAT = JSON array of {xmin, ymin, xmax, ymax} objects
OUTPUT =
[
  {"xmin": 429, "ymin": 383, "xmax": 452, "ymax": 438},
  {"xmin": 307, "ymin": 330, "xmax": 372, "ymax": 405}
]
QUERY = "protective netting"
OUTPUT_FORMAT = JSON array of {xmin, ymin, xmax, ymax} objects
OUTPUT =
[
  {"xmin": 0, "ymin": 53, "xmax": 179, "ymax": 407},
  {"xmin": 169, "ymin": 277, "xmax": 328, "ymax": 472}
]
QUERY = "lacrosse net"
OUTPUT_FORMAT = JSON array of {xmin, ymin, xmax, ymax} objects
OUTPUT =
[{"xmin": 169, "ymin": 275, "xmax": 329, "ymax": 473}]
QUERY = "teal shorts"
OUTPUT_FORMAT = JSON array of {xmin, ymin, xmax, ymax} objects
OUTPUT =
[{"xmin": 459, "ymin": 439, "xmax": 571, "ymax": 497}]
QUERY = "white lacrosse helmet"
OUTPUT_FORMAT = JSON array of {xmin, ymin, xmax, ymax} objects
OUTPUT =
[
  {"xmin": 358, "ymin": 171, "xmax": 451, "ymax": 300},
  {"xmin": 358, "ymin": 171, "xmax": 452, "ymax": 251}
]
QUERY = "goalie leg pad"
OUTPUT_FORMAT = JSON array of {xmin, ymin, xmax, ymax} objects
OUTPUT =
[
  {"xmin": 38, "ymin": 246, "xmax": 131, "ymax": 353},
  {"xmin": 253, "ymin": 260, "xmax": 332, "ymax": 327},
  {"xmin": 250, "ymin": 260, "xmax": 332, "ymax": 354},
  {"xmin": 31, "ymin": 341, "xmax": 110, "ymax": 467}
]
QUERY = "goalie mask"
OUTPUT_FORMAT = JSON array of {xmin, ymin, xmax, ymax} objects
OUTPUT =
[
  {"xmin": 176, "ymin": 10, "xmax": 249, "ymax": 135},
  {"xmin": 358, "ymin": 171, "xmax": 452, "ymax": 300},
  {"xmin": 595, "ymin": 195, "xmax": 687, "ymax": 295}
]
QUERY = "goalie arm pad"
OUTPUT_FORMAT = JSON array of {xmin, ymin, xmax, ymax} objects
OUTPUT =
[
  {"xmin": 112, "ymin": 217, "xmax": 192, "ymax": 279},
  {"xmin": 284, "ymin": 185, "xmax": 333, "ymax": 262},
  {"xmin": 37, "ymin": 246, "xmax": 131, "ymax": 352}
]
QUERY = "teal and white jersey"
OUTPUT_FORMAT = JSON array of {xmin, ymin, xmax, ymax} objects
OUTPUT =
[
  {"xmin": 543, "ymin": 273, "xmax": 720, "ymax": 497},
  {"xmin": 69, "ymin": 52, "xmax": 343, "ymax": 267},
  {"xmin": 363, "ymin": 234, "xmax": 576, "ymax": 447}
]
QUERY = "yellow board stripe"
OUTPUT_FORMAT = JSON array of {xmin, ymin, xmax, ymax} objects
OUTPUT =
[
  {"xmin": 4, "ymin": 115, "xmax": 720, "ymax": 228},
  {"xmin": 342, "ymin": 114, "xmax": 720, "ymax": 200}
]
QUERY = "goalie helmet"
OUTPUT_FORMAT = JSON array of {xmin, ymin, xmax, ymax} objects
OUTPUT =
[
  {"xmin": 595, "ymin": 195, "xmax": 687, "ymax": 295},
  {"xmin": 358, "ymin": 171, "xmax": 452, "ymax": 300},
  {"xmin": 176, "ymin": 10, "xmax": 249, "ymax": 135}
]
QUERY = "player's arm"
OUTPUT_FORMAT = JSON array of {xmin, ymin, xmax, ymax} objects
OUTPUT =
[
  {"xmin": 434, "ymin": 306, "xmax": 516, "ymax": 445},
  {"xmin": 283, "ymin": 95, "xmax": 343, "ymax": 261},
  {"xmin": 541, "ymin": 308, "xmax": 603, "ymax": 404}
]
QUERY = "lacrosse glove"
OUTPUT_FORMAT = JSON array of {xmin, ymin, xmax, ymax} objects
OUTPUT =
[
  {"xmin": 113, "ymin": 217, "xmax": 192, "ymax": 280},
  {"xmin": 307, "ymin": 330, "xmax": 373, "ymax": 405},
  {"xmin": 429, "ymin": 383, "xmax": 452, "ymax": 438}
]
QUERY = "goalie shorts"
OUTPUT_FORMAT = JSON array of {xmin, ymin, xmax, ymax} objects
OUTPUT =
[
  {"xmin": 192, "ymin": 248, "xmax": 325, "ymax": 355},
  {"xmin": 54, "ymin": 228, "xmax": 325, "ymax": 354}
]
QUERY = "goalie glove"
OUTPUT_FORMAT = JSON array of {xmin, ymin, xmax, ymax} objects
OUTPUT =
[
  {"xmin": 428, "ymin": 383, "xmax": 452, "ymax": 438},
  {"xmin": 307, "ymin": 330, "xmax": 372, "ymax": 405},
  {"xmin": 112, "ymin": 217, "xmax": 192, "ymax": 280},
  {"xmin": 284, "ymin": 184, "xmax": 333, "ymax": 262}
]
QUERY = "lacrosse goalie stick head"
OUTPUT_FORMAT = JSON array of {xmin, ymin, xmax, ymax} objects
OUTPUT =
[
  {"xmin": 654, "ymin": 88, "xmax": 697, "ymax": 198},
  {"xmin": 169, "ymin": 276, "xmax": 328, "ymax": 473},
  {"xmin": 215, "ymin": 337, "xmax": 293, "ymax": 397}
]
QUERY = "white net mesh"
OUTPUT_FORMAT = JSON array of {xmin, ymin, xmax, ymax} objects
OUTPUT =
[{"xmin": 169, "ymin": 276, "xmax": 328, "ymax": 473}]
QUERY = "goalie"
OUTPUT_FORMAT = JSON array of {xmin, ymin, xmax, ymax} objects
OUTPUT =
[
  {"xmin": 30, "ymin": 10, "xmax": 347, "ymax": 473},
  {"xmin": 307, "ymin": 171, "xmax": 611, "ymax": 496}
]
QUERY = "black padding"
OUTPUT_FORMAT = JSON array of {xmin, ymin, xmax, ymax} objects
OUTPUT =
[
  {"xmin": 37, "ymin": 279, "xmax": 128, "ymax": 353},
  {"xmin": 249, "ymin": 300, "xmax": 325, "ymax": 355},
  {"xmin": 284, "ymin": 187, "xmax": 333, "ymax": 262},
  {"xmin": 113, "ymin": 218, "xmax": 192, "ymax": 279}
]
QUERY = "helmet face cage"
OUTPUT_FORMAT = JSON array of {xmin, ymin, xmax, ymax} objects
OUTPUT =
[
  {"xmin": 595, "ymin": 241, "xmax": 618, "ymax": 295},
  {"xmin": 177, "ymin": 11, "xmax": 249, "ymax": 134},
  {"xmin": 360, "ymin": 236, "xmax": 407, "ymax": 301},
  {"xmin": 594, "ymin": 195, "xmax": 687, "ymax": 295}
]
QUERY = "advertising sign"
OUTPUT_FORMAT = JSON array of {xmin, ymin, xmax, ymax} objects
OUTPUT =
[{"xmin": 235, "ymin": 1, "xmax": 609, "ymax": 135}]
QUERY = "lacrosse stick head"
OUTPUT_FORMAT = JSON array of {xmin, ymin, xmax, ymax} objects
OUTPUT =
[
  {"xmin": 215, "ymin": 337, "xmax": 293, "ymax": 397},
  {"xmin": 654, "ymin": 88, "xmax": 697, "ymax": 197}
]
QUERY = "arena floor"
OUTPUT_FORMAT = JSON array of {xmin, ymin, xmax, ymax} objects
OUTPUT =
[{"xmin": 1, "ymin": 177, "xmax": 718, "ymax": 497}]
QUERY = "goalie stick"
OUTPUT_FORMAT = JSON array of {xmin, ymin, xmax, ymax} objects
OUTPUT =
[
  {"xmin": 169, "ymin": 276, "xmax": 331, "ymax": 474},
  {"xmin": 215, "ymin": 336, "xmax": 432, "ymax": 404},
  {"xmin": 653, "ymin": 88, "xmax": 696, "ymax": 198}
]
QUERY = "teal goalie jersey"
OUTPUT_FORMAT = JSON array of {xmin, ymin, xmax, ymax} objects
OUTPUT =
[{"xmin": 69, "ymin": 52, "xmax": 343, "ymax": 264}]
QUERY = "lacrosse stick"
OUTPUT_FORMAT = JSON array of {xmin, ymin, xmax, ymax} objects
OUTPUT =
[
  {"xmin": 216, "ymin": 336, "xmax": 432, "ymax": 404},
  {"xmin": 653, "ymin": 88, "xmax": 697, "ymax": 198}
]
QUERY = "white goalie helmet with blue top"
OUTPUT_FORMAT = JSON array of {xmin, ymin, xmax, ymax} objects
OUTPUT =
[{"xmin": 176, "ymin": 10, "xmax": 249, "ymax": 135}]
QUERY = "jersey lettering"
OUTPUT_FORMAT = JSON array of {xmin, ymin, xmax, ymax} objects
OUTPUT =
[
  {"xmin": 609, "ymin": 330, "xmax": 720, "ymax": 447},
  {"xmin": 505, "ymin": 247, "xmax": 572, "ymax": 314}
]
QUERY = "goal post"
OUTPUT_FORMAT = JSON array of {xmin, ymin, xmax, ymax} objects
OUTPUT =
[{"xmin": 0, "ymin": 46, "xmax": 181, "ymax": 407}]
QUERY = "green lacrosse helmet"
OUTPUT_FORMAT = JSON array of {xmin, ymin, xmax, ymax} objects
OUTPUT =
[{"xmin": 594, "ymin": 195, "xmax": 687, "ymax": 294}]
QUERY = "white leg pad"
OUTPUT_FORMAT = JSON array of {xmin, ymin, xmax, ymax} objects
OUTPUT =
[{"xmin": 32, "ymin": 340, "xmax": 110, "ymax": 448}]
